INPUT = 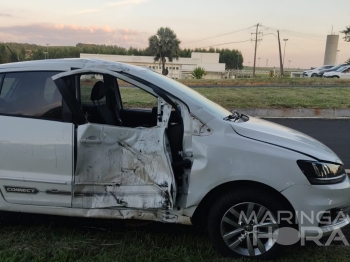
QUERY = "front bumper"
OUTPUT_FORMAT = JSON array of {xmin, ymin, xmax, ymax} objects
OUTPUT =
[
  {"xmin": 319, "ymin": 214, "xmax": 350, "ymax": 236},
  {"xmin": 281, "ymin": 175, "xmax": 350, "ymax": 237}
]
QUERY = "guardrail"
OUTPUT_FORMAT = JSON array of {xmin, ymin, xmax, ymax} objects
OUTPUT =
[{"xmin": 225, "ymin": 69, "xmax": 304, "ymax": 78}]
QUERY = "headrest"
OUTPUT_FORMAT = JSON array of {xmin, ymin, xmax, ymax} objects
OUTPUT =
[{"xmin": 90, "ymin": 81, "xmax": 106, "ymax": 101}]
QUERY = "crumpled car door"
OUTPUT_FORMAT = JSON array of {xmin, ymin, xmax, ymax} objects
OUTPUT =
[{"xmin": 52, "ymin": 69, "xmax": 176, "ymax": 210}]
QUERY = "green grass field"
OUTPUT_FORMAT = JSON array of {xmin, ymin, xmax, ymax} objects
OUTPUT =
[
  {"xmin": 81, "ymin": 78, "xmax": 350, "ymax": 109},
  {"xmin": 119, "ymin": 87, "xmax": 350, "ymax": 109},
  {"xmin": 0, "ymin": 212, "xmax": 349, "ymax": 262}
]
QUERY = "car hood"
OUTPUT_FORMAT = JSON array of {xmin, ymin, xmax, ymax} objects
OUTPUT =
[{"xmin": 230, "ymin": 117, "xmax": 342, "ymax": 164}]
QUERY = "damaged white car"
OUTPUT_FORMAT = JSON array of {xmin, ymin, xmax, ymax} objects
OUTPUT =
[{"xmin": 0, "ymin": 59, "xmax": 350, "ymax": 259}]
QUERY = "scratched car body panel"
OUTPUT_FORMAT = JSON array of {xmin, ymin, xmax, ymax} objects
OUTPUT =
[
  {"xmin": 0, "ymin": 58, "xmax": 350, "ymax": 259},
  {"xmin": 73, "ymin": 111, "xmax": 174, "ymax": 210}
]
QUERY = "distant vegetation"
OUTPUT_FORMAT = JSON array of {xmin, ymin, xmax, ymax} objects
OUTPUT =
[
  {"xmin": 191, "ymin": 67, "xmax": 207, "ymax": 79},
  {"xmin": 0, "ymin": 42, "xmax": 243, "ymax": 69},
  {"xmin": 341, "ymin": 25, "xmax": 350, "ymax": 62}
]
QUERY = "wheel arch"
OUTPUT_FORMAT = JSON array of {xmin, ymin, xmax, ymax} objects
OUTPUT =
[{"xmin": 191, "ymin": 180, "xmax": 296, "ymax": 228}]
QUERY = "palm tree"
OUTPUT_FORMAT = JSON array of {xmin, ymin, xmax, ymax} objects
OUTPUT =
[
  {"xmin": 148, "ymin": 27, "xmax": 181, "ymax": 75},
  {"xmin": 191, "ymin": 67, "xmax": 206, "ymax": 79},
  {"xmin": 341, "ymin": 26, "xmax": 350, "ymax": 42}
]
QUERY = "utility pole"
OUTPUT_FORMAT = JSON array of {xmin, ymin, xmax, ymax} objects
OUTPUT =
[
  {"xmin": 282, "ymin": 39, "xmax": 288, "ymax": 66},
  {"xmin": 252, "ymin": 23, "xmax": 259, "ymax": 77},
  {"xmin": 277, "ymin": 30, "xmax": 284, "ymax": 76}
]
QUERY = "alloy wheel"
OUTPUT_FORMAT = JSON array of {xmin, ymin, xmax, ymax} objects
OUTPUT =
[{"xmin": 220, "ymin": 202, "xmax": 279, "ymax": 257}]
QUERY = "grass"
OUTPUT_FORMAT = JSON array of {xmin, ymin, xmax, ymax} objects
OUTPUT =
[
  {"xmin": 0, "ymin": 212, "xmax": 349, "ymax": 262},
  {"xmin": 81, "ymin": 78, "xmax": 350, "ymax": 109},
  {"xmin": 0, "ymin": 212, "xmax": 214, "ymax": 262},
  {"xmin": 119, "ymin": 87, "xmax": 350, "ymax": 109}
]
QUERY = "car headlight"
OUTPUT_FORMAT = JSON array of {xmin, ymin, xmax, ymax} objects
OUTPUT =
[{"xmin": 297, "ymin": 160, "xmax": 347, "ymax": 185}]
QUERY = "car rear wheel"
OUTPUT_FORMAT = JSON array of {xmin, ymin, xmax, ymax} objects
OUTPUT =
[
  {"xmin": 332, "ymin": 76, "xmax": 340, "ymax": 78},
  {"xmin": 208, "ymin": 188, "xmax": 296, "ymax": 260},
  {"xmin": 311, "ymin": 73, "xmax": 318, "ymax": 77}
]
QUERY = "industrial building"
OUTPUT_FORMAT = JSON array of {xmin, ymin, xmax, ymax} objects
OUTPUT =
[{"xmin": 80, "ymin": 52, "xmax": 226, "ymax": 79}]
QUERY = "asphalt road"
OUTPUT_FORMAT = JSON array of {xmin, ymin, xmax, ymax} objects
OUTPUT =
[{"xmin": 265, "ymin": 118, "xmax": 350, "ymax": 168}]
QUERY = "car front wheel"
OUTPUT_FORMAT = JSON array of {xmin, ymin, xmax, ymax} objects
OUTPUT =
[
  {"xmin": 208, "ymin": 188, "xmax": 296, "ymax": 260},
  {"xmin": 311, "ymin": 73, "xmax": 318, "ymax": 77}
]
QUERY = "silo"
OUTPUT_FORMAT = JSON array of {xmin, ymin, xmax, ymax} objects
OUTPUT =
[{"xmin": 323, "ymin": 35, "xmax": 339, "ymax": 65}]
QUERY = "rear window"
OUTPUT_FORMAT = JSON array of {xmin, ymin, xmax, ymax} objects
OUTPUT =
[{"xmin": 0, "ymin": 71, "xmax": 63, "ymax": 121}]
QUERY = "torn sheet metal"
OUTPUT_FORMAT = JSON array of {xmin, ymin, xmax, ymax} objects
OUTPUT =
[
  {"xmin": 82, "ymin": 209, "xmax": 192, "ymax": 225},
  {"xmin": 74, "ymin": 102, "xmax": 175, "ymax": 211}
]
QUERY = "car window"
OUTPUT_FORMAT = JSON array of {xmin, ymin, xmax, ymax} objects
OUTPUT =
[
  {"xmin": 117, "ymin": 78, "xmax": 157, "ymax": 109},
  {"xmin": 0, "ymin": 76, "xmax": 16, "ymax": 98},
  {"xmin": 80, "ymin": 74, "xmax": 105, "ymax": 105},
  {"xmin": 0, "ymin": 71, "xmax": 63, "ymax": 121},
  {"xmin": 143, "ymin": 70, "xmax": 231, "ymax": 119}
]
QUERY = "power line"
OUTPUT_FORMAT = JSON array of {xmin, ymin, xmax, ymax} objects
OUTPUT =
[
  {"xmin": 254, "ymin": 31, "xmax": 324, "ymax": 43},
  {"xmin": 197, "ymin": 38, "xmax": 253, "ymax": 49},
  {"xmin": 261, "ymin": 25, "xmax": 325, "ymax": 39},
  {"xmin": 281, "ymin": 32, "xmax": 325, "ymax": 42},
  {"xmin": 183, "ymin": 25, "xmax": 255, "ymax": 44}
]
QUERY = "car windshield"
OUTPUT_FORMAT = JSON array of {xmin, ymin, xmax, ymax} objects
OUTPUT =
[
  {"xmin": 336, "ymin": 66, "xmax": 347, "ymax": 72},
  {"xmin": 142, "ymin": 70, "xmax": 231, "ymax": 119},
  {"xmin": 329, "ymin": 65, "xmax": 344, "ymax": 70}
]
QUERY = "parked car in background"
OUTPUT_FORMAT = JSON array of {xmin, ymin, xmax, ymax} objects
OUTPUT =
[
  {"xmin": 317, "ymin": 63, "xmax": 349, "ymax": 77},
  {"xmin": 0, "ymin": 59, "xmax": 350, "ymax": 260},
  {"xmin": 323, "ymin": 65, "xmax": 350, "ymax": 78},
  {"xmin": 302, "ymin": 65, "xmax": 333, "ymax": 77}
]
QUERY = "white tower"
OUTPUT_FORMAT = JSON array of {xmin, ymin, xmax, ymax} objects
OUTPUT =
[{"xmin": 324, "ymin": 34, "xmax": 339, "ymax": 65}]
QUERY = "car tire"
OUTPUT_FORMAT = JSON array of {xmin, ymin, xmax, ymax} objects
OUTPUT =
[
  {"xmin": 208, "ymin": 188, "xmax": 297, "ymax": 260},
  {"xmin": 332, "ymin": 76, "xmax": 340, "ymax": 78},
  {"xmin": 311, "ymin": 73, "xmax": 318, "ymax": 77}
]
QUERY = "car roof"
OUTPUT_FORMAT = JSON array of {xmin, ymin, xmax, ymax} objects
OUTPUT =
[{"xmin": 0, "ymin": 58, "xmax": 146, "ymax": 73}]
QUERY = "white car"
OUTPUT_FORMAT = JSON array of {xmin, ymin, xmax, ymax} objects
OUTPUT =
[
  {"xmin": 302, "ymin": 65, "xmax": 334, "ymax": 77},
  {"xmin": 0, "ymin": 59, "xmax": 349, "ymax": 259},
  {"xmin": 323, "ymin": 65, "xmax": 350, "ymax": 78}
]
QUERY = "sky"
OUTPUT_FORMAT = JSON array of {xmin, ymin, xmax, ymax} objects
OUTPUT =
[{"xmin": 1, "ymin": 0, "xmax": 349, "ymax": 69}]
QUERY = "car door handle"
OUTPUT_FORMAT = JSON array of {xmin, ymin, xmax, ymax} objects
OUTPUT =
[{"xmin": 81, "ymin": 137, "xmax": 102, "ymax": 144}]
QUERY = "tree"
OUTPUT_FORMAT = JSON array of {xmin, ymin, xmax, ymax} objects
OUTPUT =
[
  {"xmin": 148, "ymin": 27, "xmax": 181, "ymax": 75},
  {"xmin": 219, "ymin": 49, "xmax": 243, "ymax": 70},
  {"xmin": 341, "ymin": 26, "xmax": 350, "ymax": 42},
  {"xmin": 341, "ymin": 26, "xmax": 350, "ymax": 63},
  {"xmin": 191, "ymin": 67, "xmax": 206, "ymax": 79}
]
